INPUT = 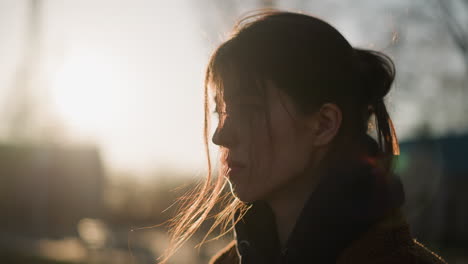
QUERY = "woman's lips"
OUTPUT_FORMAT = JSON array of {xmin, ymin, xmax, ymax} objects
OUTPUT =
[
  {"xmin": 226, "ymin": 160, "xmax": 246, "ymax": 178},
  {"xmin": 225, "ymin": 159, "xmax": 247, "ymax": 178}
]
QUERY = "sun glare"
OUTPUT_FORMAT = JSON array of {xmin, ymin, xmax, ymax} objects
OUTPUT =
[{"xmin": 50, "ymin": 53, "xmax": 121, "ymax": 139}]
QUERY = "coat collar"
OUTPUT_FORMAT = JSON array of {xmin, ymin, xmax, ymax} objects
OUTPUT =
[{"xmin": 233, "ymin": 137, "xmax": 405, "ymax": 264}]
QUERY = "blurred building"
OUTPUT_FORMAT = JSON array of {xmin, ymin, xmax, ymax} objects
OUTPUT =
[
  {"xmin": 0, "ymin": 144, "xmax": 105, "ymax": 240},
  {"xmin": 398, "ymin": 133, "xmax": 468, "ymax": 247}
]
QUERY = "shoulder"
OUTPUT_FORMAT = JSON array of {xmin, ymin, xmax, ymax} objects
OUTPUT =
[
  {"xmin": 408, "ymin": 239, "xmax": 447, "ymax": 264},
  {"xmin": 209, "ymin": 240, "xmax": 239, "ymax": 264},
  {"xmin": 337, "ymin": 209, "xmax": 447, "ymax": 264}
]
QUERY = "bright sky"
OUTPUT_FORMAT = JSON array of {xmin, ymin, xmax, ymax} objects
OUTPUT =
[
  {"xmin": 0, "ymin": 0, "xmax": 212, "ymax": 175},
  {"xmin": 51, "ymin": 1, "xmax": 213, "ymax": 175},
  {"xmin": 0, "ymin": 0, "xmax": 464, "ymax": 177}
]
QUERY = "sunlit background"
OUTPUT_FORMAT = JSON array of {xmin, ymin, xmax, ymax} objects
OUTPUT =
[{"xmin": 0, "ymin": 0, "xmax": 467, "ymax": 263}]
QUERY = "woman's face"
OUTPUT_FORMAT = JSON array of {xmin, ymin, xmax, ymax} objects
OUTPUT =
[{"xmin": 212, "ymin": 82, "xmax": 316, "ymax": 202}]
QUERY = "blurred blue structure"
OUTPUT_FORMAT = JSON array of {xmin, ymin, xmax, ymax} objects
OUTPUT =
[{"xmin": 398, "ymin": 133, "xmax": 468, "ymax": 247}]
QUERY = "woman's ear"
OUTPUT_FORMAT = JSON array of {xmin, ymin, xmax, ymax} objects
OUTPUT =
[{"xmin": 306, "ymin": 103, "xmax": 342, "ymax": 147}]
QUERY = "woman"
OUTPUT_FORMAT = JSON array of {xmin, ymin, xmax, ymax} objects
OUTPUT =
[{"xmin": 162, "ymin": 10, "xmax": 447, "ymax": 264}]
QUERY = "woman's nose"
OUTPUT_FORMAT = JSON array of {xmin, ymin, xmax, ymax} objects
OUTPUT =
[{"xmin": 212, "ymin": 124, "xmax": 235, "ymax": 147}]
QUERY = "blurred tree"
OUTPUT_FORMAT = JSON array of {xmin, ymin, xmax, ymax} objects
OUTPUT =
[
  {"xmin": 438, "ymin": 0, "xmax": 468, "ymax": 130},
  {"xmin": 2, "ymin": 0, "xmax": 65, "ymax": 144},
  {"xmin": 3, "ymin": 0, "xmax": 42, "ymax": 142},
  {"xmin": 192, "ymin": 0, "xmax": 278, "ymax": 48},
  {"xmin": 439, "ymin": 0, "xmax": 468, "ymax": 71},
  {"xmin": 377, "ymin": 0, "xmax": 468, "ymax": 136}
]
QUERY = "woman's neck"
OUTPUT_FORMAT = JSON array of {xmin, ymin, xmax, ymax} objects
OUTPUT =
[{"xmin": 265, "ymin": 152, "xmax": 325, "ymax": 247}]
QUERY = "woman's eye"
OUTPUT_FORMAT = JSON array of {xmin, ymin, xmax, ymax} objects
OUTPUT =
[
  {"xmin": 212, "ymin": 110, "xmax": 227, "ymax": 116},
  {"xmin": 212, "ymin": 103, "xmax": 262, "ymax": 122}
]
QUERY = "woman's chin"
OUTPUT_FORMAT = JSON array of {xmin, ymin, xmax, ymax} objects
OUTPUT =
[{"xmin": 228, "ymin": 182, "xmax": 260, "ymax": 203}]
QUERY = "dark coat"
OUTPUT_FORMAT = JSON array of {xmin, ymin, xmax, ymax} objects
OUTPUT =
[
  {"xmin": 210, "ymin": 210, "xmax": 446, "ymax": 264},
  {"xmin": 210, "ymin": 138, "xmax": 447, "ymax": 264}
]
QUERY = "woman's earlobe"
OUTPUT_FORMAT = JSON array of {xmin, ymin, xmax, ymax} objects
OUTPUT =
[{"xmin": 312, "ymin": 103, "xmax": 342, "ymax": 147}]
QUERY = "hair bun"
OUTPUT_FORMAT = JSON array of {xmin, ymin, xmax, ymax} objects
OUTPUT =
[{"xmin": 354, "ymin": 48, "xmax": 395, "ymax": 105}]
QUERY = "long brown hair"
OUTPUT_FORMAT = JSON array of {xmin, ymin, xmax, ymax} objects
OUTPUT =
[{"xmin": 160, "ymin": 10, "xmax": 399, "ymax": 263}]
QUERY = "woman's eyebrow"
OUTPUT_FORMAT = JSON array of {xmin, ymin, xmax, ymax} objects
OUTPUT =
[{"xmin": 216, "ymin": 90, "xmax": 262, "ymax": 106}]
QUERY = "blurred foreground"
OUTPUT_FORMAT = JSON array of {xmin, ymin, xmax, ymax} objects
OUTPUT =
[
  {"xmin": 0, "ymin": 142, "xmax": 230, "ymax": 264},
  {"xmin": 1, "ymin": 133, "xmax": 468, "ymax": 263}
]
